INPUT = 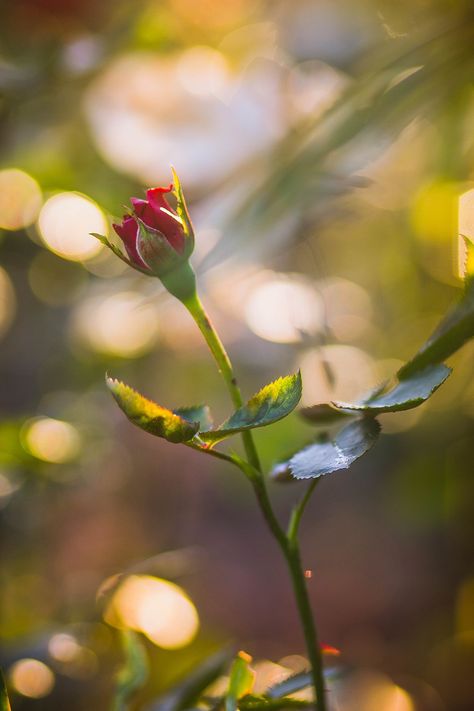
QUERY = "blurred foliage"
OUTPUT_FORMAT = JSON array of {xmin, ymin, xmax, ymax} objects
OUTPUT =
[{"xmin": 0, "ymin": 0, "xmax": 474, "ymax": 710}]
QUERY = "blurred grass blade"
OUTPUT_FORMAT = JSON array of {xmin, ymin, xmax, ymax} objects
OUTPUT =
[
  {"xmin": 225, "ymin": 652, "xmax": 255, "ymax": 711},
  {"xmin": 266, "ymin": 671, "xmax": 312, "ymax": 699},
  {"xmin": 398, "ymin": 277, "xmax": 474, "ymax": 378},
  {"xmin": 149, "ymin": 649, "xmax": 232, "ymax": 711},
  {"xmin": 0, "ymin": 670, "xmax": 11, "ymax": 711},
  {"xmin": 239, "ymin": 695, "xmax": 311, "ymax": 710},
  {"xmin": 112, "ymin": 631, "xmax": 148, "ymax": 711},
  {"xmin": 200, "ymin": 373, "xmax": 302, "ymax": 443},
  {"xmin": 332, "ymin": 364, "xmax": 451, "ymax": 413},
  {"xmin": 107, "ymin": 376, "xmax": 199, "ymax": 443}
]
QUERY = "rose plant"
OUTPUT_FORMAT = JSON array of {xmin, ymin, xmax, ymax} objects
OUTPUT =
[{"xmin": 87, "ymin": 171, "xmax": 474, "ymax": 711}]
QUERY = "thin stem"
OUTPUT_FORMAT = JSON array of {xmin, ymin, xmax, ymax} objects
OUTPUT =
[
  {"xmin": 184, "ymin": 291, "xmax": 260, "ymax": 471},
  {"xmin": 183, "ymin": 288, "xmax": 326, "ymax": 711},
  {"xmin": 287, "ymin": 481, "xmax": 319, "ymax": 544},
  {"xmin": 284, "ymin": 541, "xmax": 327, "ymax": 711}
]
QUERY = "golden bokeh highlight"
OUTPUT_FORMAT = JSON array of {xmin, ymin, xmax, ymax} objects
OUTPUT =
[
  {"xmin": 0, "ymin": 266, "xmax": 16, "ymax": 340},
  {"xmin": 0, "ymin": 169, "xmax": 42, "ymax": 230},
  {"xmin": 24, "ymin": 417, "xmax": 81, "ymax": 463},
  {"xmin": 72, "ymin": 291, "xmax": 159, "ymax": 357},
  {"xmin": 37, "ymin": 192, "xmax": 105, "ymax": 261},
  {"xmin": 9, "ymin": 658, "xmax": 55, "ymax": 699},
  {"xmin": 336, "ymin": 671, "xmax": 414, "ymax": 711},
  {"xmin": 244, "ymin": 274, "xmax": 324, "ymax": 343},
  {"xmin": 299, "ymin": 345, "xmax": 377, "ymax": 406},
  {"xmin": 458, "ymin": 188, "xmax": 474, "ymax": 278},
  {"xmin": 177, "ymin": 46, "xmax": 230, "ymax": 97},
  {"xmin": 105, "ymin": 575, "xmax": 199, "ymax": 649}
]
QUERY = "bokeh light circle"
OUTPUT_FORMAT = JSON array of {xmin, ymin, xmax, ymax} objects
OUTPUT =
[
  {"xmin": 0, "ymin": 169, "xmax": 42, "ymax": 230},
  {"xmin": 24, "ymin": 417, "xmax": 81, "ymax": 463},
  {"xmin": 105, "ymin": 575, "xmax": 199, "ymax": 649},
  {"xmin": 9, "ymin": 658, "xmax": 55, "ymax": 699},
  {"xmin": 37, "ymin": 192, "xmax": 106, "ymax": 261}
]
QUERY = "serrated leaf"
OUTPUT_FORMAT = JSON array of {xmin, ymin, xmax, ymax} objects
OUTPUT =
[
  {"xmin": 226, "ymin": 652, "xmax": 255, "ymax": 711},
  {"xmin": 398, "ymin": 277, "xmax": 474, "ymax": 378},
  {"xmin": 174, "ymin": 405, "xmax": 213, "ymax": 431},
  {"xmin": 113, "ymin": 630, "xmax": 148, "ymax": 711},
  {"xmin": 289, "ymin": 418, "xmax": 381, "ymax": 480},
  {"xmin": 200, "ymin": 373, "xmax": 302, "ymax": 444},
  {"xmin": 150, "ymin": 649, "xmax": 231, "ymax": 711},
  {"xmin": 299, "ymin": 403, "xmax": 353, "ymax": 425},
  {"xmin": 107, "ymin": 377, "xmax": 199, "ymax": 443},
  {"xmin": 332, "ymin": 364, "xmax": 451, "ymax": 414}
]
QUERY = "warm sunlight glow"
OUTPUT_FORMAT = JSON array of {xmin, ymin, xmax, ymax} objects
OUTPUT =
[
  {"xmin": 105, "ymin": 575, "xmax": 199, "ymax": 649},
  {"xmin": 0, "ymin": 266, "xmax": 16, "ymax": 339},
  {"xmin": 72, "ymin": 291, "xmax": 159, "ymax": 357},
  {"xmin": 177, "ymin": 46, "xmax": 230, "ymax": 96},
  {"xmin": 338, "ymin": 672, "xmax": 414, "ymax": 711},
  {"xmin": 48, "ymin": 633, "xmax": 82, "ymax": 662},
  {"xmin": 458, "ymin": 189, "xmax": 474, "ymax": 278},
  {"xmin": 0, "ymin": 169, "xmax": 42, "ymax": 230},
  {"xmin": 299, "ymin": 345, "xmax": 377, "ymax": 406},
  {"xmin": 9, "ymin": 659, "xmax": 55, "ymax": 699},
  {"xmin": 24, "ymin": 418, "xmax": 81, "ymax": 463},
  {"xmin": 245, "ymin": 275, "xmax": 324, "ymax": 343},
  {"xmin": 38, "ymin": 192, "xmax": 105, "ymax": 261}
]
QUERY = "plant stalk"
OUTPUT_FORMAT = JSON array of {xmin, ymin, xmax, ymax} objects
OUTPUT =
[{"xmin": 184, "ymin": 289, "xmax": 326, "ymax": 711}]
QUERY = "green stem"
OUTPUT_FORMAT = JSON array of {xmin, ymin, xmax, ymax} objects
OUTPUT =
[
  {"xmin": 287, "ymin": 481, "xmax": 319, "ymax": 544},
  {"xmin": 184, "ymin": 290, "xmax": 260, "ymax": 471},
  {"xmin": 183, "ymin": 288, "xmax": 326, "ymax": 711}
]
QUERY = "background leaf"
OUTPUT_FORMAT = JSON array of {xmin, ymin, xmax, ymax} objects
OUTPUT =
[
  {"xmin": 200, "ymin": 373, "xmax": 302, "ymax": 443},
  {"xmin": 399, "ymin": 278, "xmax": 474, "ymax": 378},
  {"xmin": 289, "ymin": 419, "xmax": 381, "ymax": 480},
  {"xmin": 107, "ymin": 377, "xmax": 199, "ymax": 443},
  {"xmin": 174, "ymin": 405, "xmax": 213, "ymax": 431},
  {"xmin": 299, "ymin": 404, "xmax": 354, "ymax": 425},
  {"xmin": 112, "ymin": 630, "xmax": 148, "ymax": 711},
  {"xmin": 332, "ymin": 364, "xmax": 451, "ymax": 414}
]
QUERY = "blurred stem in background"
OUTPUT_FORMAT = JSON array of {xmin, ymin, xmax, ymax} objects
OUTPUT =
[{"xmin": 184, "ymin": 292, "xmax": 327, "ymax": 711}]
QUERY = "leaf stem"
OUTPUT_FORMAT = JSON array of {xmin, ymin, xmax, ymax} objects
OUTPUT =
[{"xmin": 183, "ymin": 289, "xmax": 326, "ymax": 711}]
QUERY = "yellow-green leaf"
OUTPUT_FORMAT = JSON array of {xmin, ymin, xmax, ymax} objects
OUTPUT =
[
  {"xmin": 200, "ymin": 373, "xmax": 302, "ymax": 443},
  {"xmin": 107, "ymin": 377, "xmax": 199, "ymax": 443}
]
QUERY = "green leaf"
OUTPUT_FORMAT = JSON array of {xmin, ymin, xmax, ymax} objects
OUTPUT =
[
  {"xmin": 398, "ymin": 277, "xmax": 474, "ymax": 378},
  {"xmin": 289, "ymin": 418, "xmax": 381, "ymax": 480},
  {"xmin": 152, "ymin": 649, "xmax": 231, "ymax": 711},
  {"xmin": 332, "ymin": 364, "xmax": 451, "ymax": 414},
  {"xmin": 200, "ymin": 373, "xmax": 302, "ymax": 444},
  {"xmin": 226, "ymin": 652, "xmax": 255, "ymax": 711},
  {"xmin": 299, "ymin": 403, "xmax": 353, "ymax": 425},
  {"xmin": 174, "ymin": 405, "xmax": 213, "ymax": 431},
  {"xmin": 113, "ymin": 630, "xmax": 148, "ymax": 711},
  {"xmin": 107, "ymin": 377, "xmax": 199, "ymax": 443}
]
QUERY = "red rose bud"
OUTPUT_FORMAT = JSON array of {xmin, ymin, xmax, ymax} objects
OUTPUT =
[{"xmin": 112, "ymin": 181, "xmax": 194, "ymax": 277}]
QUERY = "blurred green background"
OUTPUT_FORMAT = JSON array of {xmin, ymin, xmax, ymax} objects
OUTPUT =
[{"xmin": 1, "ymin": 0, "xmax": 474, "ymax": 709}]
